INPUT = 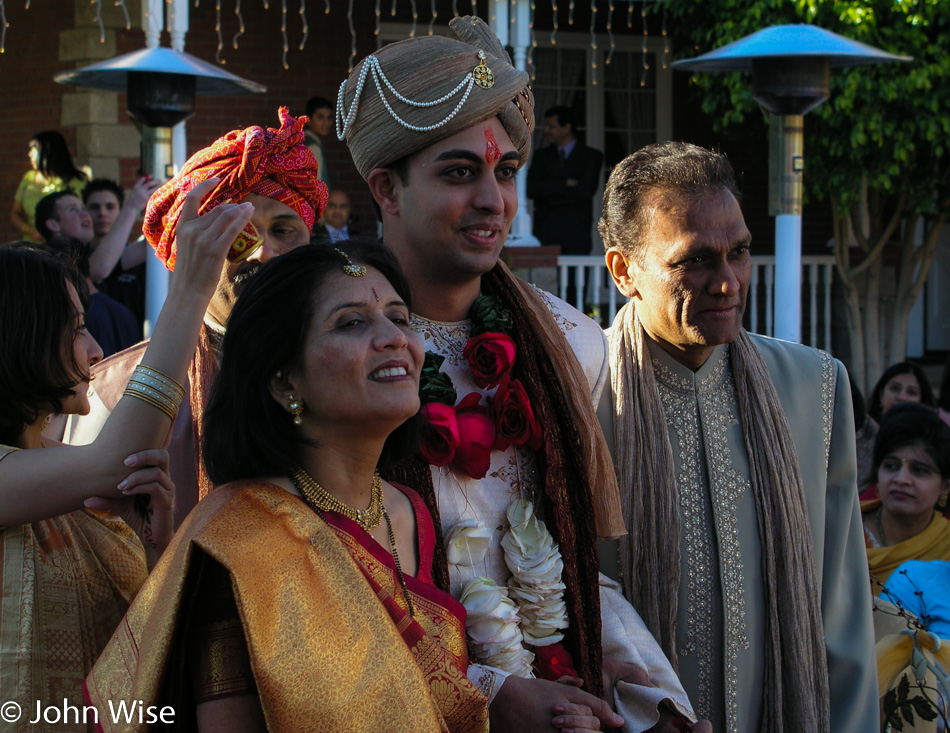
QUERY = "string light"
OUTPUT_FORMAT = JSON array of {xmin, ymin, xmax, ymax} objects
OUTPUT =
[
  {"xmin": 116, "ymin": 0, "xmax": 131, "ymax": 30},
  {"xmin": 262, "ymin": 0, "xmax": 269, "ymax": 9},
  {"xmin": 428, "ymin": 0, "xmax": 436, "ymax": 35},
  {"xmin": 640, "ymin": 2, "xmax": 649, "ymax": 87},
  {"xmin": 606, "ymin": 0, "xmax": 614, "ymax": 66},
  {"xmin": 347, "ymin": 0, "xmax": 357, "ymax": 72},
  {"xmin": 662, "ymin": 3, "xmax": 670, "ymax": 69},
  {"xmin": 390, "ymin": 0, "xmax": 396, "ymax": 17},
  {"xmin": 452, "ymin": 0, "xmax": 458, "ymax": 18},
  {"xmin": 281, "ymin": 0, "xmax": 289, "ymax": 69},
  {"xmin": 409, "ymin": 0, "xmax": 417, "ymax": 37},
  {"xmin": 0, "ymin": 1, "xmax": 8, "ymax": 54},
  {"xmin": 567, "ymin": 0, "xmax": 574, "ymax": 25},
  {"xmin": 233, "ymin": 0, "xmax": 245, "ymax": 49},
  {"xmin": 626, "ymin": 0, "xmax": 632, "ymax": 28},
  {"xmin": 589, "ymin": 0, "xmax": 597, "ymax": 86},
  {"xmin": 550, "ymin": 0, "xmax": 557, "ymax": 45},
  {"xmin": 215, "ymin": 0, "xmax": 225, "ymax": 63},
  {"xmin": 93, "ymin": 0, "xmax": 105, "ymax": 43},
  {"xmin": 528, "ymin": 0, "xmax": 537, "ymax": 81},
  {"xmin": 374, "ymin": 0, "xmax": 380, "ymax": 38},
  {"xmin": 470, "ymin": 0, "xmax": 475, "ymax": 15},
  {"xmin": 510, "ymin": 0, "xmax": 516, "ymax": 35},
  {"xmin": 300, "ymin": 0, "xmax": 309, "ymax": 50}
]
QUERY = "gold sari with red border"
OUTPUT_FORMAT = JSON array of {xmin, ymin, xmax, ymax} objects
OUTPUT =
[{"xmin": 84, "ymin": 480, "xmax": 487, "ymax": 732}]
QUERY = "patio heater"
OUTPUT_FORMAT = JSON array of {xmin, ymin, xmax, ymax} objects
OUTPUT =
[
  {"xmin": 54, "ymin": 47, "xmax": 265, "ymax": 336},
  {"xmin": 672, "ymin": 25, "xmax": 908, "ymax": 343}
]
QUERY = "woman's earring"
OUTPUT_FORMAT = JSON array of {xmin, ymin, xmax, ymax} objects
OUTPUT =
[
  {"xmin": 288, "ymin": 394, "xmax": 304, "ymax": 426},
  {"xmin": 939, "ymin": 493, "xmax": 948, "ymax": 510}
]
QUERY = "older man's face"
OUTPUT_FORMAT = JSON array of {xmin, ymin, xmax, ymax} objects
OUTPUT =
[
  {"xmin": 608, "ymin": 188, "xmax": 752, "ymax": 370},
  {"xmin": 205, "ymin": 193, "xmax": 312, "ymax": 328}
]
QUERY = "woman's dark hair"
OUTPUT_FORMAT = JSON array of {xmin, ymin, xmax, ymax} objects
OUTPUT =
[
  {"xmin": 203, "ymin": 239, "xmax": 420, "ymax": 485},
  {"xmin": 938, "ymin": 356, "xmax": 950, "ymax": 413},
  {"xmin": 872, "ymin": 402, "xmax": 950, "ymax": 480},
  {"xmin": 867, "ymin": 361, "xmax": 935, "ymax": 422},
  {"xmin": 32, "ymin": 131, "xmax": 87, "ymax": 184},
  {"xmin": 0, "ymin": 243, "xmax": 88, "ymax": 444}
]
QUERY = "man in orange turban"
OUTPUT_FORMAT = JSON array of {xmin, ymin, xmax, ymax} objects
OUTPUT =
[{"xmin": 56, "ymin": 108, "xmax": 328, "ymax": 524}]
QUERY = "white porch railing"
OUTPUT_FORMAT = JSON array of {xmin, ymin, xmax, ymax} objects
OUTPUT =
[{"xmin": 557, "ymin": 255, "xmax": 836, "ymax": 353}]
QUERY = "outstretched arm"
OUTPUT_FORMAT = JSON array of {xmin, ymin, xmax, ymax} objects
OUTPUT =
[{"xmin": 0, "ymin": 178, "xmax": 252, "ymax": 526}]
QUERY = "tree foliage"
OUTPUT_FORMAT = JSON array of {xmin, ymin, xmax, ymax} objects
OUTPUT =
[{"xmin": 663, "ymin": 0, "xmax": 950, "ymax": 392}]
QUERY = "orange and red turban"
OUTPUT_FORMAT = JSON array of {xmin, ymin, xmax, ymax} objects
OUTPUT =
[{"xmin": 143, "ymin": 107, "xmax": 328, "ymax": 270}]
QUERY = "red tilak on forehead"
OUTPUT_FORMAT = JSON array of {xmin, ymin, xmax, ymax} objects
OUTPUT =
[{"xmin": 484, "ymin": 127, "xmax": 502, "ymax": 164}]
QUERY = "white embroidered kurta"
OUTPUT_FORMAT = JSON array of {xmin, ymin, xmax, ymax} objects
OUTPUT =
[
  {"xmin": 414, "ymin": 288, "xmax": 696, "ymax": 731},
  {"xmin": 605, "ymin": 334, "xmax": 878, "ymax": 733}
]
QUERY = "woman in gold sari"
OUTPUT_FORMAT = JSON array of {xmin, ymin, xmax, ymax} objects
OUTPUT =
[
  {"xmin": 0, "ymin": 178, "xmax": 248, "ymax": 732},
  {"xmin": 85, "ymin": 241, "xmax": 489, "ymax": 732},
  {"xmin": 862, "ymin": 402, "xmax": 950, "ymax": 590}
]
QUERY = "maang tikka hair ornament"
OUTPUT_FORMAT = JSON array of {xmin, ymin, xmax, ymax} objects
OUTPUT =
[{"xmin": 334, "ymin": 248, "xmax": 367, "ymax": 277}]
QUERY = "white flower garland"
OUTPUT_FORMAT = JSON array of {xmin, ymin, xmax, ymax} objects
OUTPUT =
[{"xmin": 455, "ymin": 498, "xmax": 568, "ymax": 677}]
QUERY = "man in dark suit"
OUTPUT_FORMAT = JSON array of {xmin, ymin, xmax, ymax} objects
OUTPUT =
[{"xmin": 527, "ymin": 106, "xmax": 604, "ymax": 255}]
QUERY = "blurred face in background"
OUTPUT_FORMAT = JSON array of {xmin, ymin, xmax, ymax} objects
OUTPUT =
[{"xmin": 323, "ymin": 191, "xmax": 351, "ymax": 230}]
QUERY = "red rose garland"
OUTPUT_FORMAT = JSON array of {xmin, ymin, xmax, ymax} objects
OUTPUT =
[{"xmin": 417, "ymin": 297, "xmax": 543, "ymax": 480}]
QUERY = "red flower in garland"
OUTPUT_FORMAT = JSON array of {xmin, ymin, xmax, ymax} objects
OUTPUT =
[
  {"xmin": 490, "ymin": 378, "xmax": 543, "ymax": 452},
  {"xmin": 463, "ymin": 332, "xmax": 516, "ymax": 389},
  {"xmin": 533, "ymin": 643, "xmax": 578, "ymax": 682},
  {"xmin": 453, "ymin": 393, "xmax": 496, "ymax": 480},
  {"xmin": 419, "ymin": 402, "xmax": 460, "ymax": 467}
]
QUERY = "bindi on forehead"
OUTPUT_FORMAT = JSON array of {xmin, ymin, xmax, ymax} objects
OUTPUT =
[{"xmin": 483, "ymin": 127, "xmax": 502, "ymax": 164}]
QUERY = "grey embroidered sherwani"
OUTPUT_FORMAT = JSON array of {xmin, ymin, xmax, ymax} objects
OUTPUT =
[{"xmin": 602, "ymin": 333, "xmax": 878, "ymax": 733}]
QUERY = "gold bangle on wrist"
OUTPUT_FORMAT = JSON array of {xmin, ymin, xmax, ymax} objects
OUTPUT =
[{"xmin": 123, "ymin": 365, "xmax": 184, "ymax": 420}]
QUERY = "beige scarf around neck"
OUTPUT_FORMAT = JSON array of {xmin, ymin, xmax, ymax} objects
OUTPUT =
[{"xmin": 608, "ymin": 302, "xmax": 830, "ymax": 732}]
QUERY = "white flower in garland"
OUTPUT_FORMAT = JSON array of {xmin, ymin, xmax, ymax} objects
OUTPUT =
[
  {"xmin": 460, "ymin": 576, "xmax": 535, "ymax": 677},
  {"xmin": 501, "ymin": 498, "xmax": 568, "ymax": 646},
  {"xmin": 444, "ymin": 520, "xmax": 494, "ymax": 567}
]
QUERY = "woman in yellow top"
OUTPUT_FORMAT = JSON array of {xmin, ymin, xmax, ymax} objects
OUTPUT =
[
  {"xmin": 862, "ymin": 402, "xmax": 950, "ymax": 591},
  {"xmin": 10, "ymin": 131, "xmax": 91, "ymax": 241}
]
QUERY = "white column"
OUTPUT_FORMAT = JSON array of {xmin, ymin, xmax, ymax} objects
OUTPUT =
[
  {"xmin": 495, "ymin": 0, "xmax": 539, "ymax": 246},
  {"xmin": 170, "ymin": 0, "xmax": 190, "ymax": 174},
  {"xmin": 773, "ymin": 214, "xmax": 802, "ymax": 343}
]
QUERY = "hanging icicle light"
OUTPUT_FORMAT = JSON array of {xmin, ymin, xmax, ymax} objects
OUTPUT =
[
  {"xmin": 606, "ymin": 0, "xmax": 615, "ymax": 66},
  {"xmin": 281, "ymin": 0, "xmax": 290, "ymax": 69},
  {"xmin": 409, "ymin": 0, "xmax": 417, "ymax": 37},
  {"xmin": 117, "ymin": 0, "xmax": 132, "ymax": 31},
  {"xmin": 215, "ymin": 0, "xmax": 225, "ymax": 63},
  {"xmin": 0, "ymin": 1, "xmax": 9, "ymax": 54},
  {"xmin": 662, "ymin": 2, "xmax": 670, "ymax": 69},
  {"xmin": 300, "ymin": 0, "xmax": 309, "ymax": 50},
  {"xmin": 550, "ymin": 0, "xmax": 558, "ymax": 45},
  {"xmin": 428, "ymin": 0, "xmax": 436, "ymax": 35},
  {"xmin": 233, "ymin": 0, "xmax": 245, "ymax": 49},
  {"xmin": 528, "ymin": 0, "xmax": 537, "ymax": 80},
  {"xmin": 589, "ymin": 0, "xmax": 598, "ymax": 85},
  {"xmin": 568, "ymin": 0, "xmax": 574, "ymax": 25},
  {"xmin": 640, "ymin": 2, "xmax": 649, "ymax": 86},
  {"xmin": 347, "ymin": 0, "xmax": 357, "ymax": 72},
  {"xmin": 390, "ymin": 0, "xmax": 397, "ymax": 17},
  {"xmin": 374, "ymin": 0, "xmax": 380, "ymax": 38}
]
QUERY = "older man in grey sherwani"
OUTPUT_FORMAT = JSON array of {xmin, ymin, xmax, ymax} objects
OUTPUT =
[{"xmin": 598, "ymin": 141, "xmax": 879, "ymax": 733}]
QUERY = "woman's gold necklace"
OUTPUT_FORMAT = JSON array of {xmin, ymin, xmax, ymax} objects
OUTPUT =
[
  {"xmin": 383, "ymin": 507, "xmax": 415, "ymax": 617},
  {"xmin": 290, "ymin": 467, "xmax": 383, "ymax": 531}
]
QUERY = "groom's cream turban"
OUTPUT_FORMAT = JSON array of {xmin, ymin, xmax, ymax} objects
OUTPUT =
[{"xmin": 337, "ymin": 15, "xmax": 535, "ymax": 178}]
